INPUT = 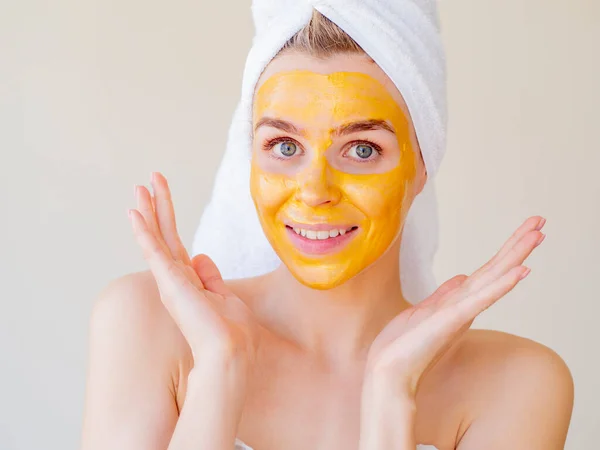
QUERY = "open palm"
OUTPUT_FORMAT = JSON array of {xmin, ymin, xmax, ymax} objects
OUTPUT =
[
  {"xmin": 366, "ymin": 216, "xmax": 546, "ymax": 396},
  {"xmin": 128, "ymin": 172, "xmax": 260, "ymax": 364}
]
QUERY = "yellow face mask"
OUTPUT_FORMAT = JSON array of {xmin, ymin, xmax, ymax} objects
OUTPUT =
[{"xmin": 250, "ymin": 70, "xmax": 420, "ymax": 289}]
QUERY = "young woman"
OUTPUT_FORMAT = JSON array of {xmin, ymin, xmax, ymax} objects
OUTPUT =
[{"xmin": 80, "ymin": 8, "xmax": 574, "ymax": 450}]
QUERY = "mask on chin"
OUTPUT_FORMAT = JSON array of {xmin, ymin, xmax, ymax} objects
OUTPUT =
[{"xmin": 250, "ymin": 70, "xmax": 421, "ymax": 290}]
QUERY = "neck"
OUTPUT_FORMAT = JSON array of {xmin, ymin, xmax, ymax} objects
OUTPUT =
[{"xmin": 254, "ymin": 240, "xmax": 412, "ymax": 366}]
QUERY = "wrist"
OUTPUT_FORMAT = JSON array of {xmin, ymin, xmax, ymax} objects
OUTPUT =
[
  {"xmin": 363, "ymin": 365, "xmax": 417, "ymax": 404},
  {"xmin": 187, "ymin": 354, "xmax": 250, "ymax": 399},
  {"xmin": 359, "ymin": 385, "xmax": 417, "ymax": 450},
  {"xmin": 361, "ymin": 373, "xmax": 417, "ymax": 415},
  {"xmin": 194, "ymin": 341, "xmax": 254, "ymax": 373},
  {"xmin": 172, "ymin": 358, "xmax": 248, "ymax": 450}
]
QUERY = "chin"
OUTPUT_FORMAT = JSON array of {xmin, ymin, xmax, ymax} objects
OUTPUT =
[{"xmin": 286, "ymin": 263, "xmax": 362, "ymax": 291}]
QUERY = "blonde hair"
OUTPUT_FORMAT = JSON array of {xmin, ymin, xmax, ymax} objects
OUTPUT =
[{"xmin": 279, "ymin": 10, "xmax": 365, "ymax": 58}]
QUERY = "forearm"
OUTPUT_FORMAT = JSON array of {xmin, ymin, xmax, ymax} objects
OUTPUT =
[
  {"xmin": 168, "ymin": 358, "xmax": 248, "ymax": 450},
  {"xmin": 359, "ymin": 374, "xmax": 417, "ymax": 450}
]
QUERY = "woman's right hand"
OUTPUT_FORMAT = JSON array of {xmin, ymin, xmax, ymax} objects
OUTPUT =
[{"xmin": 128, "ymin": 172, "xmax": 260, "ymax": 369}]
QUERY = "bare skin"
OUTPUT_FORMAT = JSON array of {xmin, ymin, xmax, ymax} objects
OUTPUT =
[
  {"xmin": 80, "ymin": 177, "xmax": 573, "ymax": 450},
  {"xmin": 80, "ymin": 54, "xmax": 574, "ymax": 450}
]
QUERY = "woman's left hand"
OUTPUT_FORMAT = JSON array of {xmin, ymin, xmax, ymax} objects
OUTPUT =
[{"xmin": 364, "ymin": 216, "xmax": 547, "ymax": 400}]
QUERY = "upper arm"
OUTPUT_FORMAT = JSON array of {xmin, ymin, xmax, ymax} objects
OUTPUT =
[
  {"xmin": 80, "ymin": 271, "xmax": 188, "ymax": 450},
  {"xmin": 457, "ymin": 334, "xmax": 574, "ymax": 450}
]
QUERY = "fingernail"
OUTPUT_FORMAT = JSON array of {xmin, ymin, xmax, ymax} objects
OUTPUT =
[
  {"xmin": 535, "ymin": 217, "xmax": 546, "ymax": 231},
  {"xmin": 150, "ymin": 173, "xmax": 158, "ymax": 194},
  {"xmin": 519, "ymin": 267, "xmax": 531, "ymax": 280},
  {"xmin": 536, "ymin": 233, "xmax": 546, "ymax": 246}
]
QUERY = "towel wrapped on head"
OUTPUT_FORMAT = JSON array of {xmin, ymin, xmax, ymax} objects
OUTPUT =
[{"xmin": 192, "ymin": 0, "xmax": 447, "ymax": 304}]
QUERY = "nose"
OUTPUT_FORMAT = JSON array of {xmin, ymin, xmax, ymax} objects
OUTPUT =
[{"xmin": 295, "ymin": 157, "xmax": 342, "ymax": 207}]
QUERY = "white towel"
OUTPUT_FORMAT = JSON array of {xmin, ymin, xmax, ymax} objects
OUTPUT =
[
  {"xmin": 192, "ymin": 0, "xmax": 447, "ymax": 304},
  {"xmin": 234, "ymin": 437, "xmax": 439, "ymax": 449}
]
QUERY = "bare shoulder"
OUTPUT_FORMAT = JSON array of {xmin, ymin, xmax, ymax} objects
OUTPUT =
[
  {"xmin": 444, "ymin": 329, "xmax": 574, "ymax": 446},
  {"xmin": 90, "ymin": 270, "xmax": 192, "ymax": 395},
  {"xmin": 82, "ymin": 271, "xmax": 194, "ymax": 449},
  {"xmin": 90, "ymin": 270, "xmax": 263, "ymax": 375},
  {"xmin": 92, "ymin": 269, "xmax": 186, "ymax": 348},
  {"xmin": 455, "ymin": 329, "xmax": 574, "ymax": 393}
]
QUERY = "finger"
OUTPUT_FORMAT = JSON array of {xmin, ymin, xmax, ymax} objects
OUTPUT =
[
  {"xmin": 472, "ymin": 216, "xmax": 545, "ymax": 279},
  {"xmin": 494, "ymin": 216, "xmax": 545, "ymax": 260},
  {"xmin": 419, "ymin": 275, "xmax": 468, "ymax": 309},
  {"xmin": 135, "ymin": 184, "xmax": 171, "ymax": 257},
  {"xmin": 191, "ymin": 254, "xmax": 232, "ymax": 297},
  {"xmin": 409, "ymin": 266, "xmax": 527, "ymax": 359},
  {"xmin": 452, "ymin": 265, "xmax": 529, "ymax": 324},
  {"xmin": 465, "ymin": 229, "xmax": 541, "ymax": 295},
  {"xmin": 182, "ymin": 264, "xmax": 205, "ymax": 292},
  {"xmin": 129, "ymin": 209, "xmax": 214, "ymax": 323},
  {"xmin": 142, "ymin": 183, "xmax": 200, "ymax": 291},
  {"xmin": 151, "ymin": 172, "xmax": 192, "ymax": 265}
]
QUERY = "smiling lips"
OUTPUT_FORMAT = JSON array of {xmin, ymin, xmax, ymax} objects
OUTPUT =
[{"xmin": 285, "ymin": 223, "xmax": 359, "ymax": 255}]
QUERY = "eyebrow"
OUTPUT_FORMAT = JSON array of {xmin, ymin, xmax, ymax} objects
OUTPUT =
[
  {"xmin": 335, "ymin": 119, "xmax": 396, "ymax": 136},
  {"xmin": 254, "ymin": 117, "xmax": 302, "ymax": 135},
  {"xmin": 254, "ymin": 117, "xmax": 396, "ymax": 136}
]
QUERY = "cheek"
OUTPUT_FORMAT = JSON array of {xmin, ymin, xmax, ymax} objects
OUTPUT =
[
  {"xmin": 250, "ymin": 165, "xmax": 296, "ymax": 214},
  {"xmin": 344, "ymin": 179, "xmax": 407, "ymax": 220},
  {"xmin": 338, "ymin": 168, "xmax": 414, "ymax": 224}
]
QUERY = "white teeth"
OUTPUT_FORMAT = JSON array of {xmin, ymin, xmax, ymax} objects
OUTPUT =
[
  {"xmin": 317, "ymin": 230, "xmax": 329, "ymax": 240},
  {"xmin": 290, "ymin": 226, "xmax": 353, "ymax": 240},
  {"xmin": 306, "ymin": 230, "xmax": 318, "ymax": 239}
]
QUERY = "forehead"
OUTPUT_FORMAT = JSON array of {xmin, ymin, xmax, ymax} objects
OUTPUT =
[
  {"xmin": 254, "ymin": 71, "xmax": 405, "ymax": 122},
  {"xmin": 253, "ymin": 52, "xmax": 411, "ymax": 122}
]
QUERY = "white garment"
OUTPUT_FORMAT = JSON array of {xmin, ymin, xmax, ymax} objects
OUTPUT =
[
  {"xmin": 192, "ymin": 0, "xmax": 448, "ymax": 305},
  {"xmin": 235, "ymin": 438, "xmax": 438, "ymax": 450}
]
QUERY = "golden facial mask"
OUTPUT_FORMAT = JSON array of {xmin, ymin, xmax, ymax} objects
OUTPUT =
[{"xmin": 250, "ymin": 70, "xmax": 420, "ymax": 289}]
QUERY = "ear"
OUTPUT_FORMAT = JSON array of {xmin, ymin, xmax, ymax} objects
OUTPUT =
[{"xmin": 414, "ymin": 152, "xmax": 428, "ymax": 196}]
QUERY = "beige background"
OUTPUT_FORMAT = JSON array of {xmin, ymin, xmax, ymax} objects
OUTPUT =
[{"xmin": 1, "ymin": 0, "xmax": 598, "ymax": 449}]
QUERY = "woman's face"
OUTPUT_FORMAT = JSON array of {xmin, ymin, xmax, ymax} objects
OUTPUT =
[{"xmin": 250, "ymin": 52, "xmax": 426, "ymax": 290}]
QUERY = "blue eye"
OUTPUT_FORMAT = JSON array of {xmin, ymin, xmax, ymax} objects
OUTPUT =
[
  {"xmin": 350, "ymin": 144, "xmax": 374, "ymax": 159},
  {"xmin": 276, "ymin": 141, "xmax": 297, "ymax": 157}
]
